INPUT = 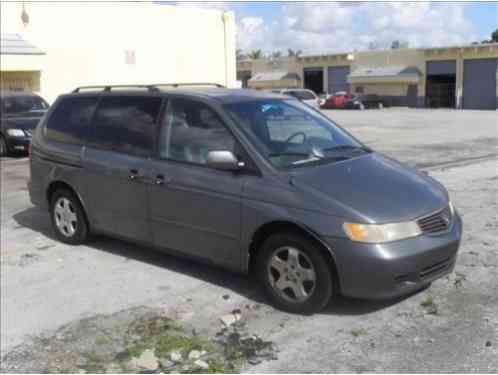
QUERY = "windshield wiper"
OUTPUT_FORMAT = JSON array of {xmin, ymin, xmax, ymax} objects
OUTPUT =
[
  {"xmin": 268, "ymin": 151, "xmax": 322, "ymax": 158},
  {"xmin": 323, "ymin": 145, "xmax": 370, "ymax": 153}
]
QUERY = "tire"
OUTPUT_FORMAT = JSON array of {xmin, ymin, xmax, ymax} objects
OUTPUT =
[
  {"xmin": 256, "ymin": 232, "xmax": 334, "ymax": 314},
  {"xmin": 50, "ymin": 188, "xmax": 89, "ymax": 245},
  {"xmin": 0, "ymin": 136, "xmax": 8, "ymax": 157}
]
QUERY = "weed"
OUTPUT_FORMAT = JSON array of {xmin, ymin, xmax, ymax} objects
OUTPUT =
[
  {"xmin": 350, "ymin": 328, "xmax": 368, "ymax": 337},
  {"xmin": 420, "ymin": 295, "xmax": 438, "ymax": 315}
]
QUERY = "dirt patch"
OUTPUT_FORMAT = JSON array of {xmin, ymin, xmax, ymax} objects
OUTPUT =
[{"xmin": 0, "ymin": 307, "xmax": 277, "ymax": 373}]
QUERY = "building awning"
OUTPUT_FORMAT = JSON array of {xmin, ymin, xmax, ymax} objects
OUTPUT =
[
  {"xmin": 249, "ymin": 71, "xmax": 301, "ymax": 83},
  {"xmin": 348, "ymin": 66, "xmax": 421, "ymax": 84},
  {"xmin": 248, "ymin": 71, "xmax": 301, "ymax": 89},
  {"xmin": 1, "ymin": 34, "xmax": 44, "ymax": 55},
  {"xmin": 0, "ymin": 34, "xmax": 45, "ymax": 72}
]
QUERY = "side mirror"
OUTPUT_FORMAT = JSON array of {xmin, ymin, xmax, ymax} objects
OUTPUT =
[{"xmin": 206, "ymin": 150, "xmax": 245, "ymax": 171}]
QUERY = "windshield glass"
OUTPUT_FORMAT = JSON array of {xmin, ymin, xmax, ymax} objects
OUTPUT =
[
  {"xmin": 225, "ymin": 99, "xmax": 368, "ymax": 169},
  {"xmin": 2, "ymin": 95, "xmax": 48, "ymax": 114}
]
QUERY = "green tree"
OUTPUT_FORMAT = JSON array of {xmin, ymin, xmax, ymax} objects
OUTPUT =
[
  {"xmin": 479, "ymin": 28, "xmax": 498, "ymax": 44},
  {"xmin": 491, "ymin": 28, "xmax": 498, "ymax": 42}
]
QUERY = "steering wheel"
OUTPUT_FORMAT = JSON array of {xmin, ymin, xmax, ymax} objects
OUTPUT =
[{"xmin": 285, "ymin": 131, "xmax": 307, "ymax": 145}]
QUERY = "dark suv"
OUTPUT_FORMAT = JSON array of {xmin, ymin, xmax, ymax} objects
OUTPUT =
[
  {"xmin": 1, "ymin": 91, "xmax": 49, "ymax": 156},
  {"xmin": 28, "ymin": 84, "xmax": 462, "ymax": 313}
]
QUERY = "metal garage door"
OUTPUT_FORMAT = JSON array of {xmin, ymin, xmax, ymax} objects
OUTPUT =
[
  {"xmin": 426, "ymin": 60, "xmax": 456, "ymax": 75},
  {"xmin": 327, "ymin": 66, "xmax": 350, "ymax": 94},
  {"xmin": 463, "ymin": 58, "xmax": 498, "ymax": 110}
]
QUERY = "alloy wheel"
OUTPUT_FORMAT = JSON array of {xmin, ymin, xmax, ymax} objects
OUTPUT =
[{"xmin": 267, "ymin": 246, "xmax": 316, "ymax": 303}]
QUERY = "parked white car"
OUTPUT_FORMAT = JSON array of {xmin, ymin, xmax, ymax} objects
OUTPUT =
[{"xmin": 271, "ymin": 89, "xmax": 321, "ymax": 109}]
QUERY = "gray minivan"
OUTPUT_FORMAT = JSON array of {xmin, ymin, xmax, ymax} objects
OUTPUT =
[{"xmin": 28, "ymin": 84, "xmax": 462, "ymax": 313}]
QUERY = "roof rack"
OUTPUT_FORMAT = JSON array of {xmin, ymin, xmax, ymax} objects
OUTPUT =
[
  {"xmin": 72, "ymin": 83, "xmax": 225, "ymax": 93},
  {"xmin": 154, "ymin": 83, "xmax": 225, "ymax": 88}
]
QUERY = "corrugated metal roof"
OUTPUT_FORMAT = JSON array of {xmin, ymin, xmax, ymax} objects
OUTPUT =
[
  {"xmin": 249, "ymin": 71, "xmax": 301, "ymax": 82},
  {"xmin": 0, "ymin": 34, "xmax": 44, "ymax": 55},
  {"xmin": 349, "ymin": 66, "xmax": 421, "ymax": 78}
]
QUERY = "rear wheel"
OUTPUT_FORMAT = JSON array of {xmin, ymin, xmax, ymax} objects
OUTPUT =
[
  {"xmin": 0, "ymin": 136, "xmax": 8, "ymax": 157},
  {"xmin": 50, "ymin": 189, "xmax": 89, "ymax": 244},
  {"xmin": 256, "ymin": 232, "xmax": 334, "ymax": 314}
]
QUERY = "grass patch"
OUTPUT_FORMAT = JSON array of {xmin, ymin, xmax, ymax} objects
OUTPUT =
[
  {"xmin": 350, "ymin": 328, "xmax": 368, "ymax": 337},
  {"xmin": 420, "ymin": 295, "xmax": 438, "ymax": 315},
  {"xmin": 95, "ymin": 335, "xmax": 111, "ymax": 346}
]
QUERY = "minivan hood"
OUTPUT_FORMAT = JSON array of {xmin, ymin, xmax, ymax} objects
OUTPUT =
[{"xmin": 291, "ymin": 153, "xmax": 448, "ymax": 223}]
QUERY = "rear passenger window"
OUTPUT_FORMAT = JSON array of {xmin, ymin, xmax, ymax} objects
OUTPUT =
[
  {"xmin": 46, "ymin": 97, "xmax": 98, "ymax": 145},
  {"xmin": 91, "ymin": 96, "xmax": 162, "ymax": 158}
]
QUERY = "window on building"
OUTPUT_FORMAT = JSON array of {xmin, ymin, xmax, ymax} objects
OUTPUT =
[
  {"xmin": 355, "ymin": 86, "xmax": 364, "ymax": 94},
  {"xmin": 46, "ymin": 96, "xmax": 98, "ymax": 145},
  {"xmin": 91, "ymin": 96, "xmax": 162, "ymax": 157},
  {"xmin": 159, "ymin": 99, "xmax": 236, "ymax": 165}
]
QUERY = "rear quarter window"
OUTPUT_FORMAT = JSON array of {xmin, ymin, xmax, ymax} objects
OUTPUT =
[{"xmin": 45, "ymin": 96, "xmax": 98, "ymax": 145}]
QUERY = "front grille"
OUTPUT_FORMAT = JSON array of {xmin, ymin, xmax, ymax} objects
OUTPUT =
[{"xmin": 417, "ymin": 205, "xmax": 452, "ymax": 234}]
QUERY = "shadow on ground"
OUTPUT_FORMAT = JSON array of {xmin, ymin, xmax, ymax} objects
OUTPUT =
[{"xmin": 13, "ymin": 206, "xmax": 415, "ymax": 316}]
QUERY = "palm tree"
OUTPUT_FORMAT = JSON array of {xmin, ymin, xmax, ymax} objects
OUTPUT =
[
  {"xmin": 248, "ymin": 49, "xmax": 263, "ymax": 60},
  {"xmin": 287, "ymin": 48, "xmax": 302, "ymax": 57},
  {"xmin": 271, "ymin": 51, "xmax": 282, "ymax": 59}
]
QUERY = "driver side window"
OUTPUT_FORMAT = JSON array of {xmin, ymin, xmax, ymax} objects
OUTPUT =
[
  {"xmin": 159, "ymin": 99, "xmax": 236, "ymax": 165},
  {"xmin": 265, "ymin": 103, "xmax": 331, "ymax": 143}
]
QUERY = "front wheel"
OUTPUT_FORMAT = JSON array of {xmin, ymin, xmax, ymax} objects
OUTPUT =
[{"xmin": 256, "ymin": 232, "xmax": 334, "ymax": 314}]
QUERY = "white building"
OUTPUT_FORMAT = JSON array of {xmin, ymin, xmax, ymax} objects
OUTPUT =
[{"xmin": 0, "ymin": 2, "xmax": 236, "ymax": 103}]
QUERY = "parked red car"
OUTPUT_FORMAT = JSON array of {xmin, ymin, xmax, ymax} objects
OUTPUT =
[{"xmin": 320, "ymin": 91, "xmax": 354, "ymax": 109}]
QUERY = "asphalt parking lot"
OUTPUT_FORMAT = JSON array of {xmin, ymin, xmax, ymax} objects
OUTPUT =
[{"xmin": 1, "ymin": 108, "xmax": 497, "ymax": 372}]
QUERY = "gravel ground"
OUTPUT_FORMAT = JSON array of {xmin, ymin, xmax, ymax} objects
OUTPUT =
[{"xmin": 1, "ymin": 108, "xmax": 497, "ymax": 372}]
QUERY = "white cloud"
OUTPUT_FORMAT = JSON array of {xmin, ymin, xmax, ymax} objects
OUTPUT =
[{"xmin": 235, "ymin": 2, "xmax": 478, "ymax": 55}]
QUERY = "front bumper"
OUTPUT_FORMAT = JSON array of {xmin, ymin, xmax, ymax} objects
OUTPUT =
[
  {"xmin": 5, "ymin": 135, "xmax": 31, "ymax": 152},
  {"xmin": 325, "ymin": 212, "xmax": 462, "ymax": 299}
]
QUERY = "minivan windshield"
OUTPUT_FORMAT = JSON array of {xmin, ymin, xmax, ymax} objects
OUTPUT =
[
  {"xmin": 225, "ymin": 99, "xmax": 369, "ymax": 169},
  {"xmin": 2, "ymin": 95, "xmax": 49, "ymax": 115}
]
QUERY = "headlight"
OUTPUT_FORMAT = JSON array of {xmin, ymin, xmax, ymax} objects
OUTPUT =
[
  {"xmin": 6, "ymin": 129, "xmax": 25, "ymax": 137},
  {"xmin": 343, "ymin": 221, "xmax": 422, "ymax": 243}
]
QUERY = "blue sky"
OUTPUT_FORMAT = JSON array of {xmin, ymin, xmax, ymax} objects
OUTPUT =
[{"xmin": 178, "ymin": 2, "xmax": 498, "ymax": 54}]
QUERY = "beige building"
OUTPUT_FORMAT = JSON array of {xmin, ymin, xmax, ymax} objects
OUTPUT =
[
  {"xmin": 1, "ymin": 2, "xmax": 237, "ymax": 103},
  {"xmin": 238, "ymin": 44, "xmax": 498, "ymax": 110}
]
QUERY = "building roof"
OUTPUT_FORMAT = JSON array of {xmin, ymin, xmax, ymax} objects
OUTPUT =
[
  {"xmin": 349, "ymin": 66, "xmax": 421, "ymax": 79},
  {"xmin": 0, "ymin": 34, "xmax": 44, "ymax": 55},
  {"xmin": 249, "ymin": 71, "xmax": 301, "ymax": 82}
]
